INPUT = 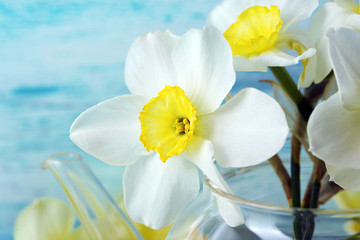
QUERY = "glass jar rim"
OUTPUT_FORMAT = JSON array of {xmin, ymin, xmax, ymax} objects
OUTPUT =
[
  {"xmin": 41, "ymin": 152, "xmax": 82, "ymax": 169},
  {"xmin": 203, "ymin": 170, "xmax": 360, "ymax": 215}
]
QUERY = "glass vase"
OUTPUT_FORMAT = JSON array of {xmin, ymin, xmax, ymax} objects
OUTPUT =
[
  {"xmin": 167, "ymin": 153, "xmax": 360, "ymax": 239},
  {"xmin": 42, "ymin": 153, "xmax": 144, "ymax": 240}
]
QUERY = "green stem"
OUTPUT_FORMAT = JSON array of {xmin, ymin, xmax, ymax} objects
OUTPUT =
[
  {"xmin": 291, "ymin": 135, "xmax": 301, "ymax": 208},
  {"xmin": 269, "ymin": 67, "xmax": 303, "ymax": 103},
  {"xmin": 269, "ymin": 66, "xmax": 311, "ymax": 239},
  {"xmin": 291, "ymin": 158, "xmax": 300, "ymax": 207},
  {"xmin": 269, "ymin": 67, "xmax": 313, "ymax": 122},
  {"xmin": 293, "ymin": 211, "xmax": 315, "ymax": 240},
  {"xmin": 309, "ymin": 180, "xmax": 321, "ymax": 208},
  {"xmin": 310, "ymin": 158, "xmax": 326, "ymax": 208},
  {"xmin": 292, "ymin": 153, "xmax": 302, "ymax": 239}
]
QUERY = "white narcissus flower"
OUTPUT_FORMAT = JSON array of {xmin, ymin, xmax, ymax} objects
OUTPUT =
[
  {"xmin": 70, "ymin": 27, "xmax": 289, "ymax": 229},
  {"xmin": 206, "ymin": 0, "xmax": 317, "ymax": 83},
  {"xmin": 302, "ymin": 0, "xmax": 360, "ymax": 87},
  {"xmin": 308, "ymin": 28, "xmax": 360, "ymax": 191}
]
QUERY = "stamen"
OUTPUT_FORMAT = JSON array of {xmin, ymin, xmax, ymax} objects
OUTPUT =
[{"xmin": 174, "ymin": 118, "xmax": 191, "ymax": 135}]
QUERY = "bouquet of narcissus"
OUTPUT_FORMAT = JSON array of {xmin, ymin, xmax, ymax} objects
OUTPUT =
[{"xmin": 22, "ymin": 0, "xmax": 360, "ymax": 239}]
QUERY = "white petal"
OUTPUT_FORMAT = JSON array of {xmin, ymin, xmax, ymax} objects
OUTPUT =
[
  {"xmin": 300, "ymin": 55, "xmax": 318, "ymax": 88},
  {"xmin": 171, "ymin": 27, "xmax": 235, "ymax": 115},
  {"xmin": 306, "ymin": 2, "xmax": 352, "ymax": 86},
  {"xmin": 326, "ymin": 163, "xmax": 360, "ymax": 192},
  {"xmin": 215, "ymin": 196, "xmax": 244, "ymax": 227},
  {"xmin": 299, "ymin": 55, "xmax": 317, "ymax": 88},
  {"xmin": 277, "ymin": 28, "xmax": 314, "ymax": 51},
  {"xmin": 207, "ymin": 0, "xmax": 317, "ymax": 32},
  {"xmin": 235, "ymin": 44, "xmax": 315, "ymax": 71},
  {"xmin": 185, "ymin": 136, "xmax": 244, "ymax": 227},
  {"xmin": 308, "ymin": 93, "xmax": 360, "ymax": 168},
  {"xmin": 197, "ymin": 88, "xmax": 289, "ymax": 168},
  {"xmin": 14, "ymin": 198, "xmax": 75, "ymax": 240},
  {"xmin": 125, "ymin": 30, "xmax": 179, "ymax": 99},
  {"xmin": 278, "ymin": 0, "xmax": 318, "ymax": 31},
  {"xmin": 328, "ymin": 27, "xmax": 360, "ymax": 111},
  {"xmin": 346, "ymin": 14, "xmax": 360, "ymax": 30},
  {"xmin": 152, "ymin": 30, "xmax": 180, "ymax": 54},
  {"xmin": 233, "ymin": 56, "xmax": 267, "ymax": 72},
  {"xmin": 70, "ymin": 95, "xmax": 149, "ymax": 166},
  {"xmin": 123, "ymin": 155, "xmax": 200, "ymax": 229},
  {"xmin": 276, "ymin": 28, "xmax": 316, "ymax": 87},
  {"xmin": 251, "ymin": 47, "xmax": 316, "ymax": 68}
]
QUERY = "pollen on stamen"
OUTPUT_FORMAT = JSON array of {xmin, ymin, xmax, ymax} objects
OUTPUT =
[{"xmin": 174, "ymin": 118, "xmax": 191, "ymax": 135}]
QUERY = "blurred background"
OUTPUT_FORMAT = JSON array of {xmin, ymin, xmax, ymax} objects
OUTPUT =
[{"xmin": 0, "ymin": 0, "xmax": 324, "ymax": 239}]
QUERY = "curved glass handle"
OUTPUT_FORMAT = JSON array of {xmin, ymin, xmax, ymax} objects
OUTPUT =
[{"xmin": 42, "ymin": 153, "xmax": 144, "ymax": 240}]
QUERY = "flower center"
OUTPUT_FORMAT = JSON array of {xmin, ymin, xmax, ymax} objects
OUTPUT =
[
  {"xmin": 223, "ymin": 5, "xmax": 283, "ymax": 56},
  {"xmin": 173, "ymin": 118, "xmax": 191, "ymax": 135},
  {"xmin": 139, "ymin": 86, "xmax": 196, "ymax": 162}
]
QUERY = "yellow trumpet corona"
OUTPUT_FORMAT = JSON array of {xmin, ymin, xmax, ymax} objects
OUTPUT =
[
  {"xmin": 224, "ymin": 5, "xmax": 283, "ymax": 56},
  {"xmin": 139, "ymin": 86, "xmax": 197, "ymax": 162}
]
